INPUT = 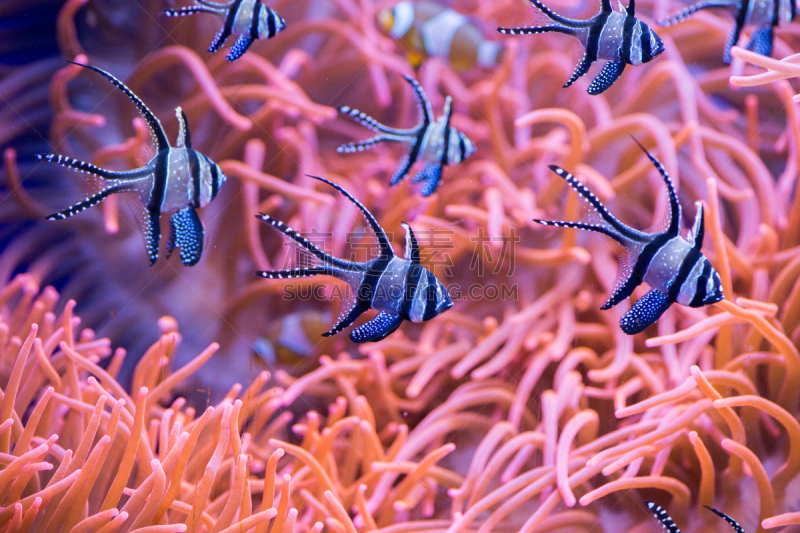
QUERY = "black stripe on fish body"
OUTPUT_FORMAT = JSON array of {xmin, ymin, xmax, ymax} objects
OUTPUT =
[
  {"xmin": 250, "ymin": 1, "xmax": 262, "ymax": 39},
  {"xmin": 225, "ymin": 0, "xmax": 245, "ymax": 35},
  {"xmin": 422, "ymin": 271, "xmax": 439, "ymax": 321},
  {"xmin": 401, "ymin": 263, "xmax": 424, "ymax": 318},
  {"xmin": 359, "ymin": 256, "xmax": 392, "ymax": 307},
  {"xmin": 773, "ymin": 0, "xmax": 782, "ymax": 25},
  {"xmin": 621, "ymin": 10, "xmax": 638, "ymax": 64},
  {"xmin": 149, "ymin": 150, "xmax": 169, "ymax": 213},
  {"xmin": 204, "ymin": 154, "xmax": 220, "ymax": 200},
  {"xmin": 667, "ymin": 246, "xmax": 702, "ymax": 302},
  {"xmin": 646, "ymin": 501, "xmax": 682, "ymax": 533},
  {"xmin": 726, "ymin": 0, "xmax": 751, "ymax": 59},
  {"xmin": 585, "ymin": 9, "xmax": 610, "ymax": 60},
  {"xmin": 689, "ymin": 259, "xmax": 712, "ymax": 307},
  {"xmin": 791, "ymin": 0, "xmax": 797, "ymax": 23},
  {"xmin": 640, "ymin": 23, "xmax": 653, "ymax": 63},
  {"xmin": 458, "ymin": 134, "xmax": 467, "ymax": 162},
  {"xmin": 189, "ymin": 149, "xmax": 202, "ymax": 208},
  {"xmin": 267, "ymin": 5, "xmax": 278, "ymax": 37},
  {"xmin": 601, "ymin": 233, "xmax": 673, "ymax": 310},
  {"xmin": 704, "ymin": 507, "xmax": 746, "ymax": 533}
]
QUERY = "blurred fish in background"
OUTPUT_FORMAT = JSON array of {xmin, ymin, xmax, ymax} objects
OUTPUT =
[{"xmin": 377, "ymin": 1, "xmax": 505, "ymax": 70}]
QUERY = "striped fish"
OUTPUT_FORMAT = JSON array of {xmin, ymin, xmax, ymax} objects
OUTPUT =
[
  {"xmin": 498, "ymin": 0, "xmax": 665, "ymax": 94},
  {"xmin": 255, "ymin": 176, "xmax": 453, "ymax": 343},
  {"xmin": 658, "ymin": 0, "xmax": 796, "ymax": 62},
  {"xmin": 533, "ymin": 139, "xmax": 724, "ymax": 334},
  {"xmin": 705, "ymin": 506, "xmax": 747, "ymax": 533},
  {"xmin": 646, "ymin": 501, "xmax": 682, "ymax": 532},
  {"xmin": 337, "ymin": 75, "xmax": 475, "ymax": 196},
  {"xmin": 39, "ymin": 63, "xmax": 226, "ymax": 267},
  {"xmin": 163, "ymin": 0, "xmax": 286, "ymax": 61}
]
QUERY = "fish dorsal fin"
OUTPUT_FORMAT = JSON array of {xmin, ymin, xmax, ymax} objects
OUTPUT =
[
  {"xmin": 175, "ymin": 107, "xmax": 192, "ymax": 150},
  {"xmin": 600, "ymin": 0, "xmax": 613, "ymax": 14},
  {"xmin": 440, "ymin": 95, "xmax": 454, "ymax": 167},
  {"xmin": 309, "ymin": 176, "xmax": 395, "ymax": 260},
  {"xmin": 689, "ymin": 201, "xmax": 705, "ymax": 249},
  {"xmin": 704, "ymin": 507, "xmax": 746, "ymax": 533},
  {"xmin": 70, "ymin": 62, "xmax": 170, "ymax": 154},
  {"xmin": 625, "ymin": 0, "xmax": 634, "ymax": 15},
  {"xmin": 402, "ymin": 222, "xmax": 420, "ymax": 264},
  {"xmin": 403, "ymin": 75, "xmax": 433, "ymax": 130},
  {"xmin": 631, "ymin": 137, "xmax": 681, "ymax": 236}
]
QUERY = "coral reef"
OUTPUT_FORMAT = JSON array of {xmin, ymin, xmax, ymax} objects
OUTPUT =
[{"xmin": 2, "ymin": 0, "xmax": 800, "ymax": 530}]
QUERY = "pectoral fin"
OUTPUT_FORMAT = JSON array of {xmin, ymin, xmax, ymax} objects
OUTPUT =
[
  {"xmin": 349, "ymin": 312, "xmax": 404, "ymax": 343},
  {"xmin": 166, "ymin": 206, "xmax": 204, "ymax": 266},
  {"xmin": 619, "ymin": 289, "xmax": 672, "ymax": 335},
  {"xmin": 588, "ymin": 61, "xmax": 625, "ymax": 95}
]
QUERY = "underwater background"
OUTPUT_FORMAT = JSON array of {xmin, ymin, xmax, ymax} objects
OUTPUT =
[{"xmin": 2, "ymin": 0, "xmax": 800, "ymax": 530}]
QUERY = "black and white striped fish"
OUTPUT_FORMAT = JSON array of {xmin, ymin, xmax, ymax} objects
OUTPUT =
[
  {"xmin": 646, "ymin": 501, "xmax": 682, "ymax": 532},
  {"xmin": 658, "ymin": 0, "xmax": 796, "ymax": 62},
  {"xmin": 163, "ymin": 0, "xmax": 286, "ymax": 61},
  {"xmin": 533, "ymin": 139, "xmax": 724, "ymax": 334},
  {"xmin": 498, "ymin": 0, "xmax": 665, "ymax": 94},
  {"xmin": 337, "ymin": 75, "xmax": 475, "ymax": 196},
  {"xmin": 255, "ymin": 176, "xmax": 453, "ymax": 343},
  {"xmin": 705, "ymin": 506, "xmax": 747, "ymax": 533},
  {"xmin": 39, "ymin": 63, "xmax": 226, "ymax": 266}
]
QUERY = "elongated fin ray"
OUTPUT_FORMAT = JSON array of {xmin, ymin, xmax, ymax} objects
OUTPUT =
[
  {"xmin": 533, "ymin": 219, "xmax": 626, "ymax": 243},
  {"xmin": 36, "ymin": 154, "xmax": 151, "ymax": 181},
  {"xmin": 166, "ymin": 206, "xmax": 204, "ymax": 266},
  {"xmin": 255, "ymin": 267, "xmax": 327, "ymax": 279},
  {"xmin": 620, "ymin": 289, "xmax": 672, "ymax": 334},
  {"xmin": 323, "ymin": 301, "xmax": 369, "ymax": 337},
  {"xmin": 256, "ymin": 213, "xmax": 344, "ymax": 267},
  {"xmin": 657, "ymin": 1, "xmax": 732, "ymax": 26},
  {"xmin": 309, "ymin": 176, "xmax": 395, "ymax": 259},
  {"xmin": 402, "ymin": 223, "xmax": 420, "ymax": 264},
  {"xmin": 564, "ymin": 53, "xmax": 594, "ymax": 87},
  {"xmin": 705, "ymin": 507, "xmax": 746, "ymax": 533},
  {"xmin": 600, "ymin": 0, "xmax": 612, "ymax": 14},
  {"xmin": 350, "ymin": 312, "xmax": 404, "ymax": 343},
  {"xmin": 69, "ymin": 63, "xmax": 170, "ymax": 153},
  {"xmin": 337, "ymin": 136, "xmax": 388, "ymax": 153},
  {"xmin": 646, "ymin": 501, "xmax": 681, "ymax": 533},
  {"xmin": 498, "ymin": 25, "xmax": 577, "ymax": 35},
  {"xmin": 46, "ymin": 183, "xmax": 131, "ymax": 220},
  {"xmin": 588, "ymin": 60, "xmax": 625, "ymax": 94},
  {"xmin": 403, "ymin": 75, "xmax": 433, "ymax": 129},
  {"xmin": 162, "ymin": 6, "xmax": 220, "ymax": 17},
  {"xmin": 338, "ymin": 106, "xmax": 414, "ymax": 136},
  {"xmin": 546, "ymin": 165, "xmax": 645, "ymax": 242},
  {"xmin": 630, "ymin": 137, "xmax": 681, "ymax": 236},
  {"xmin": 626, "ymin": 0, "xmax": 635, "ymax": 15}
]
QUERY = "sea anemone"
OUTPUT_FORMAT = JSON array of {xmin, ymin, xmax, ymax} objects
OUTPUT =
[{"xmin": 2, "ymin": 0, "xmax": 800, "ymax": 530}]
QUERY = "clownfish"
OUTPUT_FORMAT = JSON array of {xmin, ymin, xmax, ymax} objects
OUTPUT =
[
  {"xmin": 163, "ymin": 0, "xmax": 286, "ymax": 61},
  {"xmin": 658, "ymin": 0, "xmax": 796, "ymax": 62},
  {"xmin": 39, "ymin": 63, "xmax": 226, "ymax": 266},
  {"xmin": 337, "ymin": 75, "xmax": 475, "ymax": 196},
  {"xmin": 498, "ymin": 0, "xmax": 665, "ymax": 94},
  {"xmin": 533, "ymin": 139, "xmax": 724, "ymax": 334},
  {"xmin": 255, "ymin": 176, "xmax": 453, "ymax": 343},
  {"xmin": 377, "ymin": 1, "xmax": 505, "ymax": 70},
  {"xmin": 646, "ymin": 501, "xmax": 747, "ymax": 532}
]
